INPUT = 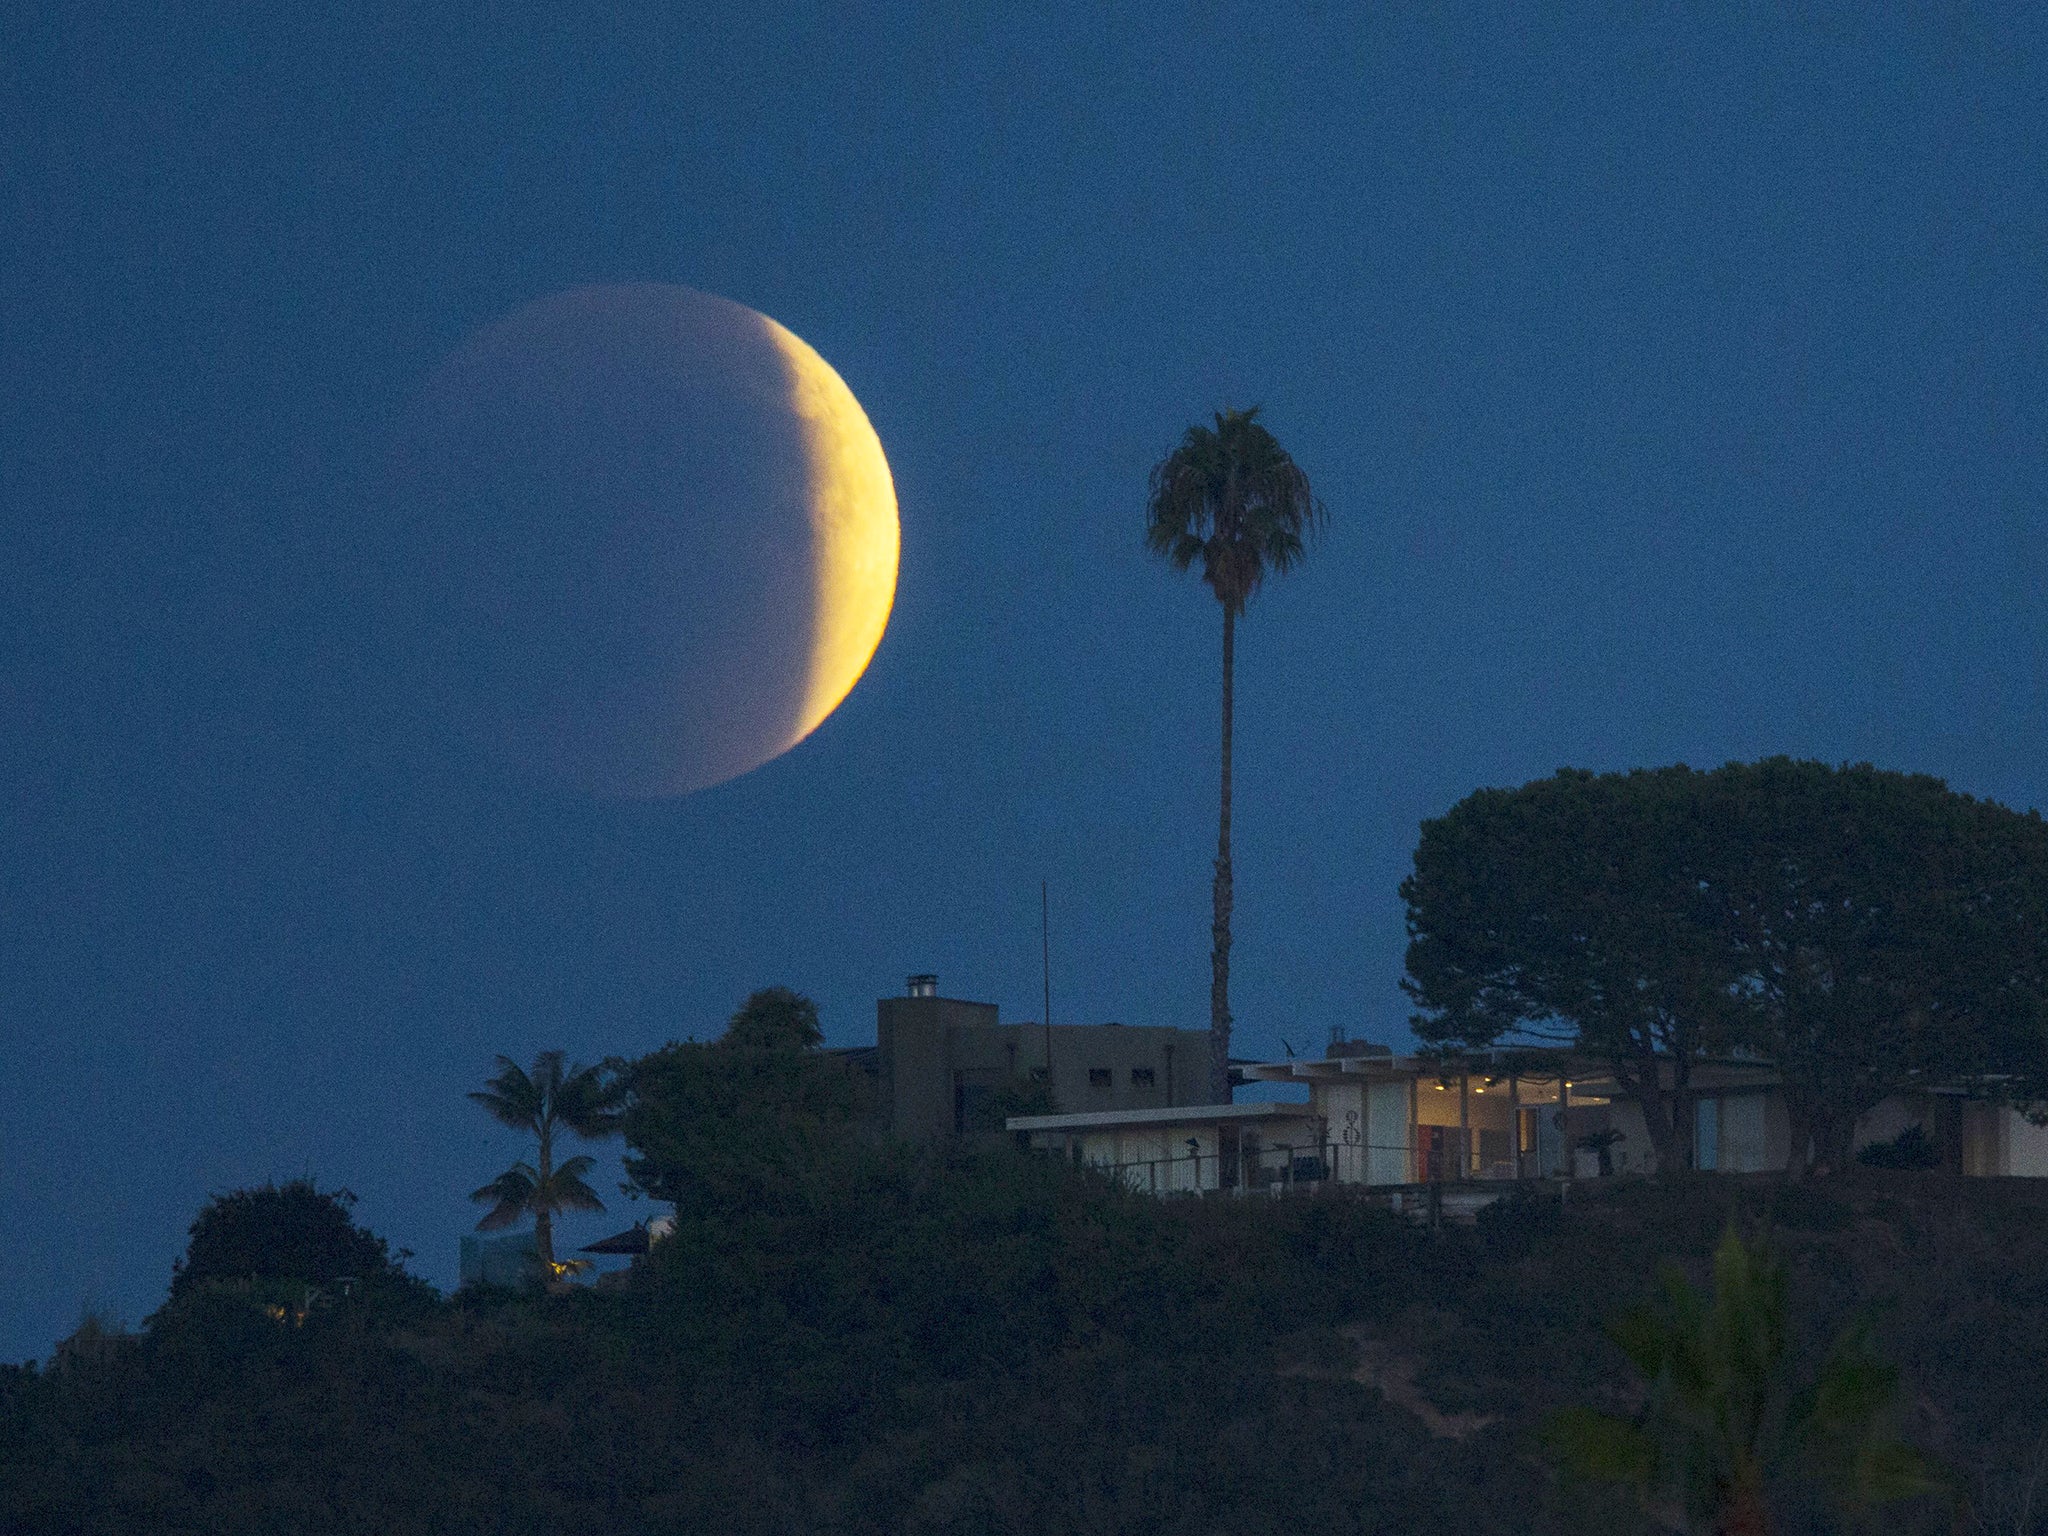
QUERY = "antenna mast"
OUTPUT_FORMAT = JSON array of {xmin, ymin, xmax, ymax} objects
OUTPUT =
[{"xmin": 1042, "ymin": 880, "xmax": 1053, "ymax": 1079}]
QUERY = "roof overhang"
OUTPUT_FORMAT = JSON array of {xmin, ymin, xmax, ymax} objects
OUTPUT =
[
  {"xmin": 1007, "ymin": 1101, "xmax": 1317, "ymax": 1133},
  {"xmin": 1236, "ymin": 1050, "xmax": 1782, "ymax": 1086}
]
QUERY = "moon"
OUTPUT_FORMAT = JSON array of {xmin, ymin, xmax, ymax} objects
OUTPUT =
[{"xmin": 384, "ymin": 284, "xmax": 898, "ymax": 798}]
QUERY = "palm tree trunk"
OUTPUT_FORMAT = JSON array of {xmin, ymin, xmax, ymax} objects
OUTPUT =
[
  {"xmin": 1211, "ymin": 604, "xmax": 1235, "ymax": 1103},
  {"xmin": 535, "ymin": 1126, "xmax": 555, "ymax": 1275},
  {"xmin": 535, "ymin": 1208, "xmax": 555, "ymax": 1277}
]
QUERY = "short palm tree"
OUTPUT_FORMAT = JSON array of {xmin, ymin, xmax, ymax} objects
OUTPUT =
[
  {"xmin": 469, "ymin": 1051, "xmax": 624, "ymax": 1282},
  {"xmin": 1546, "ymin": 1226, "xmax": 1941, "ymax": 1535},
  {"xmin": 1146, "ymin": 406, "xmax": 1323, "ymax": 1102}
]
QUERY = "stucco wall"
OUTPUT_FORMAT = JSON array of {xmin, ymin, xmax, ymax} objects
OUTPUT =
[
  {"xmin": 1366, "ymin": 1080, "xmax": 1412, "ymax": 1184},
  {"xmin": 2003, "ymin": 1110, "xmax": 2048, "ymax": 1178}
]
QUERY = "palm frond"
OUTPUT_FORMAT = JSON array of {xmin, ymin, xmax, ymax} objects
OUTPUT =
[
  {"xmin": 468, "ymin": 1055, "xmax": 542, "ymax": 1133},
  {"xmin": 551, "ymin": 1153, "xmax": 599, "ymax": 1181},
  {"xmin": 1606, "ymin": 1302, "xmax": 1671, "ymax": 1381},
  {"xmin": 1554, "ymin": 1224, "xmax": 1937, "ymax": 1530},
  {"xmin": 1145, "ymin": 405, "xmax": 1324, "ymax": 613},
  {"xmin": 535, "ymin": 1155, "xmax": 608, "ymax": 1215},
  {"xmin": 553, "ymin": 1060, "xmax": 627, "ymax": 1139},
  {"xmin": 471, "ymin": 1051, "xmax": 622, "ymax": 1140},
  {"xmin": 469, "ymin": 1163, "xmax": 537, "ymax": 1205},
  {"xmin": 549, "ymin": 1179, "xmax": 608, "ymax": 1216},
  {"xmin": 469, "ymin": 1162, "xmax": 538, "ymax": 1230}
]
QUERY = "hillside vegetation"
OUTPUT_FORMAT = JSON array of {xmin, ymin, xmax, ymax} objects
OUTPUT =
[{"xmin": 5, "ymin": 1156, "xmax": 2045, "ymax": 1535}]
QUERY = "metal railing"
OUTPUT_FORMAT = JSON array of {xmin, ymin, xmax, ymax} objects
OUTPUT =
[{"xmin": 1080, "ymin": 1139, "xmax": 1578, "ymax": 1196}]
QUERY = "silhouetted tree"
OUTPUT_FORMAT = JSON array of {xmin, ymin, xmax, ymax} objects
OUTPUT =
[
  {"xmin": 1403, "ymin": 767, "xmax": 1742, "ymax": 1173},
  {"xmin": 171, "ymin": 1180, "xmax": 404, "ymax": 1296},
  {"xmin": 721, "ymin": 985, "xmax": 823, "ymax": 1052},
  {"xmin": 1405, "ymin": 761, "xmax": 2048, "ymax": 1175},
  {"xmin": 47, "ymin": 1310, "xmax": 134, "ymax": 1374},
  {"xmin": 622, "ymin": 992, "xmax": 863, "ymax": 1215},
  {"xmin": 1698, "ymin": 759, "xmax": 2048, "ymax": 1173},
  {"xmin": 1147, "ymin": 406, "xmax": 1323, "ymax": 1102},
  {"xmin": 469, "ymin": 1051, "xmax": 624, "ymax": 1280}
]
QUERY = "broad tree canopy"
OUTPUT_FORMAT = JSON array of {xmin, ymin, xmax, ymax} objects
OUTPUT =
[
  {"xmin": 1700, "ymin": 759, "xmax": 2048, "ymax": 1170},
  {"xmin": 1402, "ymin": 767, "xmax": 1744, "ymax": 1174},
  {"xmin": 622, "ymin": 987, "xmax": 865, "ymax": 1214},
  {"xmin": 1404, "ymin": 760, "xmax": 2048, "ymax": 1174},
  {"xmin": 169, "ymin": 1180, "xmax": 420, "ymax": 1302},
  {"xmin": 721, "ymin": 985, "xmax": 824, "ymax": 1053}
]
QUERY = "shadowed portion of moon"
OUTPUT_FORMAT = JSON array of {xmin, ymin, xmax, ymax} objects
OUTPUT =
[{"xmin": 383, "ymin": 284, "xmax": 896, "ymax": 798}]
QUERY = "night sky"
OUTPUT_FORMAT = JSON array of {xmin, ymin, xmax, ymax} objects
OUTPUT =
[{"xmin": 5, "ymin": 5, "xmax": 2044, "ymax": 1361}]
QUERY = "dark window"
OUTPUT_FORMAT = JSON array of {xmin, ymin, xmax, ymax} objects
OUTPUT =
[
  {"xmin": 1131, "ymin": 1067, "xmax": 1155, "ymax": 1087},
  {"xmin": 1088, "ymin": 1068, "xmax": 1112, "ymax": 1088},
  {"xmin": 955, "ymin": 1083, "xmax": 996, "ymax": 1134}
]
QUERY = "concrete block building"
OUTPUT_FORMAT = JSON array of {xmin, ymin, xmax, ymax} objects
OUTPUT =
[{"xmin": 874, "ymin": 974, "xmax": 1219, "ymax": 1137}]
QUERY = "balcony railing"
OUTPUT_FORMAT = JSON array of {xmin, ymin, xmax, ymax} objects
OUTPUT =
[{"xmin": 1083, "ymin": 1139, "xmax": 1575, "ymax": 1197}]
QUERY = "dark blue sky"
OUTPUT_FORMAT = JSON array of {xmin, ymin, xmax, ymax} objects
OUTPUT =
[{"xmin": 5, "ymin": 5, "xmax": 2043, "ymax": 1359}]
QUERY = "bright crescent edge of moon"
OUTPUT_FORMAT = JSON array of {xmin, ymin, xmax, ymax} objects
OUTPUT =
[{"xmin": 760, "ymin": 313, "xmax": 900, "ymax": 753}]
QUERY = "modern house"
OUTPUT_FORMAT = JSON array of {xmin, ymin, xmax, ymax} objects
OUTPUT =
[
  {"xmin": 865, "ymin": 973, "xmax": 1220, "ymax": 1137},
  {"xmin": 1008, "ymin": 1034, "xmax": 2048, "ymax": 1190}
]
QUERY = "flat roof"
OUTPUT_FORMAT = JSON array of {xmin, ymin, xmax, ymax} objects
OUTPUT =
[
  {"xmin": 1236, "ymin": 1053, "xmax": 1780, "ymax": 1084},
  {"xmin": 1006, "ymin": 1101, "xmax": 1317, "ymax": 1132}
]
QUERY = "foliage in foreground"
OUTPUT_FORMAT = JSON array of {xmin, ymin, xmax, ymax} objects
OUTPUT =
[
  {"xmin": 1547, "ymin": 1225, "xmax": 1940, "ymax": 1535},
  {"xmin": 6, "ymin": 1161, "xmax": 2038, "ymax": 1536}
]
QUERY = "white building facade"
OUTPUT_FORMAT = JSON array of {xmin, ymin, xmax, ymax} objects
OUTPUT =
[{"xmin": 1009, "ymin": 1044, "xmax": 2048, "ymax": 1189}]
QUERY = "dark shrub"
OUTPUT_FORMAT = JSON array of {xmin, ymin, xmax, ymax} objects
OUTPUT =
[
  {"xmin": 1858, "ymin": 1124, "xmax": 1941, "ymax": 1171},
  {"xmin": 168, "ymin": 1179, "xmax": 430, "ymax": 1309}
]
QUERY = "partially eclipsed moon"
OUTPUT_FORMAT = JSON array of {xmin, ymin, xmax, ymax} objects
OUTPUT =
[
  {"xmin": 385, "ymin": 284, "xmax": 899, "ymax": 799},
  {"xmin": 765, "ymin": 314, "xmax": 900, "ymax": 747}
]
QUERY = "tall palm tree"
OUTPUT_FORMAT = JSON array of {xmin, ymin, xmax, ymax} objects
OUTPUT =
[
  {"xmin": 1146, "ymin": 406, "xmax": 1324, "ymax": 1103},
  {"xmin": 1546, "ymin": 1226, "xmax": 1941, "ymax": 1535},
  {"xmin": 469, "ymin": 1051, "xmax": 624, "ymax": 1281}
]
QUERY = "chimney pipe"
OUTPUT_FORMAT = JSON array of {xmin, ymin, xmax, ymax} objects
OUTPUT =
[{"xmin": 907, "ymin": 974, "xmax": 938, "ymax": 998}]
